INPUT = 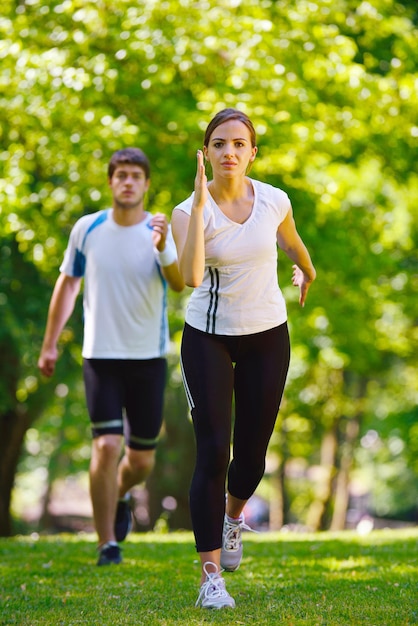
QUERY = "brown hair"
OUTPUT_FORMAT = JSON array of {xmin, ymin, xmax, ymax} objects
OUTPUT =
[
  {"xmin": 107, "ymin": 148, "xmax": 150, "ymax": 180},
  {"xmin": 203, "ymin": 108, "xmax": 257, "ymax": 148}
]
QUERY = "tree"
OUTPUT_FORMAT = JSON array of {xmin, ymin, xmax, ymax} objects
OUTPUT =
[{"xmin": 1, "ymin": 0, "xmax": 416, "ymax": 535}]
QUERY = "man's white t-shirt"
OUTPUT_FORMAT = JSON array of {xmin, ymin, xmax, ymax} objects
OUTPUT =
[
  {"xmin": 60, "ymin": 209, "xmax": 177, "ymax": 359},
  {"xmin": 173, "ymin": 179, "xmax": 290, "ymax": 336}
]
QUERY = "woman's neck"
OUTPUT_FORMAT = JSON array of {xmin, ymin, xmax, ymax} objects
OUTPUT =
[
  {"xmin": 208, "ymin": 177, "xmax": 254, "ymax": 225},
  {"xmin": 208, "ymin": 176, "xmax": 252, "ymax": 203}
]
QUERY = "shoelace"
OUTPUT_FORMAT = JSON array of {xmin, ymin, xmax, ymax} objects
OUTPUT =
[
  {"xmin": 223, "ymin": 517, "xmax": 256, "ymax": 550},
  {"xmin": 195, "ymin": 562, "xmax": 229, "ymax": 607}
]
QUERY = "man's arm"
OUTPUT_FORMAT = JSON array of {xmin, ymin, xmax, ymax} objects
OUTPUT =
[
  {"xmin": 160, "ymin": 262, "xmax": 185, "ymax": 292},
  {"xmin": 38, "ymin": 273, "xmax": 82, "ymax": 377},
  {"xmin": 150, "ymin": 213, "xmax": 185, "ymax": 292}
]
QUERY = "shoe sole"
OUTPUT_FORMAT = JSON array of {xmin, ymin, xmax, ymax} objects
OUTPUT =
[
  {"xmin": 97, "ymin": 557, "xmax": 122, "ymax": 566},
  {"xmin": 221, "ymin": 563, "xmax": 240, "ymax": 572},
  {"xmin": 220, "ymin": 552, "xmax": 241, "ymax": 571},
  {"xmin": 202, "ymin": 602, "xmax": 236, "ymax": 609}
]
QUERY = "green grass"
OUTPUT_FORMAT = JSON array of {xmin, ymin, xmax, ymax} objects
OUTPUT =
[{"xmin": 0, "ymin": 528, "xmax": 417, "ymax": 625}]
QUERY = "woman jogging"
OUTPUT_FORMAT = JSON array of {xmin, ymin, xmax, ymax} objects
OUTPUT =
[{"xmin": 171, "ymin": 108, "xmax": 316, "ymax": 609}]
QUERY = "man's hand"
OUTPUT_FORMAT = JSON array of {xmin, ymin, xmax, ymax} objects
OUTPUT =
[
  {"xmin": 150, "ymin": 213, "xmax": 169, "ymax": 251},
  {"xmin": 38, "ymin": 347, "xmax": 58, "ymax": 377}
]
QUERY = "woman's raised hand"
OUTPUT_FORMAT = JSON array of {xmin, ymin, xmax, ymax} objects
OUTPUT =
[{"xmin": 193, "ymin": 149, "xmax": 207, "ymax": 210}]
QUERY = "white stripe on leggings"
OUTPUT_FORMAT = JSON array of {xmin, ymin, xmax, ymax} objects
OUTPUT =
[{"xmin": 180, "ymin": 355, "xmax": 195, "ymax": 411}]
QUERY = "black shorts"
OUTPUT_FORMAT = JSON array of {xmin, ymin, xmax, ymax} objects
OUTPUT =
[{"xmin": 83, "ymin": 358, "xmax": 167, "ymax": 450}]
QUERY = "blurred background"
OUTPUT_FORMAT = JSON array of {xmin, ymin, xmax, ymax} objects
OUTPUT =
[{"xmin": 1, "ymin": 0, "xmax": 417, "ymax": 538}]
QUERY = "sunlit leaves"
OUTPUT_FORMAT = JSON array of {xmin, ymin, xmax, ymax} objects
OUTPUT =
[{"xmin": 0, "ymin": 0, "xmax": 417, "ymax": 527}]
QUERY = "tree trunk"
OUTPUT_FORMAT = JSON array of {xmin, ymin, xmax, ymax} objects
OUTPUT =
[
  {"xmin": 330, "ymin": 417, "xmax": 360, "ymax": 531},
  {"xmin": 269, "ymin": 461, "xmax": 285, "ymax": 530},
  {"xmin": 0, "ymin": 409, "xmax": 31, "ymax": 536},
  {"xmin": 305, "ymin": 424, "xmax": 338, "ymax": 531}
]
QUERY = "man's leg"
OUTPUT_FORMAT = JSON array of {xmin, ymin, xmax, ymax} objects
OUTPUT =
[
  {"xmin": 89, "ymin": 433, "xmax": 123, "ymax": 546},
  {"xmin": 119, "ymin": 358, "xmax": 166, "ymax": 498},
  {"xmin": 112, "ymin": 358, "xmax": 166, "ymax": 541},
  {"xmin": 113, "ymin": 448, "xmax": 156, "ymax": 542},
  {"xmin": 117, "ymin": 447, "xmax": 156, "ymax": 497}
]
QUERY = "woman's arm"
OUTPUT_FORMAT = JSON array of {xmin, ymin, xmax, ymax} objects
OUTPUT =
[
  {"xmin": 277, "ymin": 206, "xmax": 316, "ymax": 307},
  {"xmin": 171, "ymin": 150, "xmax": 207, "ymax": 288}
]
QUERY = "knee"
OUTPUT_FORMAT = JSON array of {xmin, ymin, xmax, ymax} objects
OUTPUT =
[
  {"xmin": 237, "ymin": 454, "xmax": 266, "ymax": 478},
  {"xmin": 197, "ymin": 439, "xmax": 229, "ymax": 477},
  {"xmin": 93, "ymin": 435, "xmax": 122, "ymax": 465},
  {"xmin": 126, "ymin": 449, "xmax": 156, "ymax": 474},
  {"xmin": 229, "ymin": 456, "xmax": 266, "ymax": 493}
]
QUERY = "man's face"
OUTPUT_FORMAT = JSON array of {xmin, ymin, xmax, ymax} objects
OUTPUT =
[{"xmin": 109, "ymin": 164, "xmax": 150, "ymax": 210}]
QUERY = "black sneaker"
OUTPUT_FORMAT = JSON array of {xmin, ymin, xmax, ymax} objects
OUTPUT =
[
  {"xmin": 114, "ymin": 497, "xmax": 133, "ymax": 542},
  {"xmin": 97, "ymin": 542, "xmax": 122, "ymax": 566}
]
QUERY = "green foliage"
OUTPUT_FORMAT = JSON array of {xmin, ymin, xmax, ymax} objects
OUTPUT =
[
  {"xmin": 0, "ymin": 529, "xmax": 417, "ymax": 624},
  {"xmin": 1, "ymin": 0, "xmax": 417, "ymax": 531}
]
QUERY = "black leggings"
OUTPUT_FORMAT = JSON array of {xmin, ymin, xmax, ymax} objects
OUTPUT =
[{"xmin": 181, "ymin": 322, "xmax": 290, "ymax": 552}]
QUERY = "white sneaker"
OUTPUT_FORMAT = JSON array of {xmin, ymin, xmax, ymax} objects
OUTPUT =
[
  {"xmin": 195, "ymin": 562, "xmax": 235, "ymax": 609},
  {"xmin": 220, "ymin": 513, "xmax": 255, "ymax": 572}
]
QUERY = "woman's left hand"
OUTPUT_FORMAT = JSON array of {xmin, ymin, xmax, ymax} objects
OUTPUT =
[{"xmin": 292, "ymin": 264, "xmax": 314, "ymax": 307}]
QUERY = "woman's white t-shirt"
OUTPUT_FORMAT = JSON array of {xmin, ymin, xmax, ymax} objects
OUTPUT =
[{"xmin": 173, "ymin": 178, "xmax": 290, "ymax": 336}]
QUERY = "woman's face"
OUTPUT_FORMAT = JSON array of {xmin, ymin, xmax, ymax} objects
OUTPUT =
[{"xmin": 204, "ymin": 119, "xmax": 257, "ymax": 179}]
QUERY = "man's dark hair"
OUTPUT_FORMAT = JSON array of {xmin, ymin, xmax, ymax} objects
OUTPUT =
[{"xmin": 108, "ymin": 148, "xmax": 151, "ymax": 180}]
